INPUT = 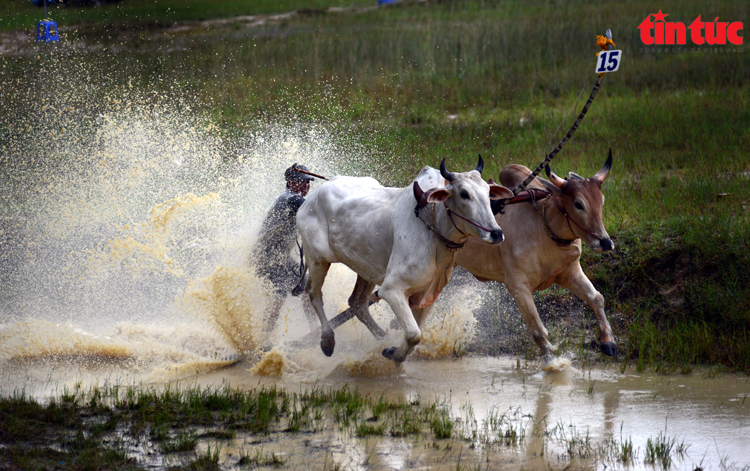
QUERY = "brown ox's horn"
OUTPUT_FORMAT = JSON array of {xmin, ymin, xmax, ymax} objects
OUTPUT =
[
  {"xmin": 593, "ymin": 148, "xmax": 613, "ymax": 184},
  {"xmin": 440, "ymin": 159, "xmax": 454, "ymax": 182},
  {"xmin": 476, "ymin": 154, "xmax": 484, "ymax": 174},
  {"xmin": 545, "ymin": 164, "xmax": 567, "ymax": 190}
]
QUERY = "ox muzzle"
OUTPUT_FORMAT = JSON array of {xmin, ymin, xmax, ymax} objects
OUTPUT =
[{"xmin": 488, "ymin": 228, "xmax": 504, "ymax": 245}]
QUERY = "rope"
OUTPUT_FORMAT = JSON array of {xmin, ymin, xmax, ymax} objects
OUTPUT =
[
  {"xmin": 493, "ymin": 32, "xmax": 614, "ymax": 215},
  {"xmin": 527, "ymin": 190, "xmax": 576, "ymax": 247},
  {"xmin": 416, "ymin": 203, "xmax": 465, "ymax": 252}
]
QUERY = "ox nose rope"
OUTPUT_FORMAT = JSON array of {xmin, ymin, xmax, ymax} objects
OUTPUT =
[
  {"xmin": 429, "ymin": 203, "xmax": 465, "ymax": 251},
  {"xmin": 528, "ymin": 190, "xmax": 576, "ymax": 247},
  {"xmin": 414, "ymin": 203, "xmax": 465, "ymax": 252},
  {"xmin": 550, "ymin": 194, "xmax": 604, "ymax": 241},
  {"xmin": 443, "ymin": 202, "xmax": 497, "ymax": 235},
  {"xmin": 414, "ymin": 201, "xmax": 499, "ymax": 252}
]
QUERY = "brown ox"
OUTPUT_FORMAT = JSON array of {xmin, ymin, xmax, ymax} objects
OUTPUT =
[{"xmin": 454, "ymin": 150, "xmax": 616, "ymax": 362}]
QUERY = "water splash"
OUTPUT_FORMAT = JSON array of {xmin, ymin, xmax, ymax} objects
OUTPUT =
[
  {"xmin": 337, "ymin": 349, "xmax": 404, "ymax": 378},
  {"xmin": 1, "ymin": 47, "xmax": 493, "ymax": 392},
  {"xmin": 251, "ymin": 348, "xmax": 292, "ymax": 377},
  {"xmin": 180, "ymin": 265, "xmax": 270, "ymax": 354},
  {"xmin": 0, "ymin": 50, "xmax": 384, "ymax": 391}
]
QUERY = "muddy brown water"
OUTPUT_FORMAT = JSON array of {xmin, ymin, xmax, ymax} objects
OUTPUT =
[
  {"xmin": 196, "ymin": 355, "xmax": 750, "ymax": 470},
  {"xmin": 2, "ymin": 301, "xmax": 749, "ymax": 470}
]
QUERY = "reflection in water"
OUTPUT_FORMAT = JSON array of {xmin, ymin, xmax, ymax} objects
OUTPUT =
[
  {"xmin": 603, "ymin": 385, "xmax": 620, "ymax": 435},
  {"xmin": 178, "ymin": 357, "xmax": 749, "ymax": 470}
]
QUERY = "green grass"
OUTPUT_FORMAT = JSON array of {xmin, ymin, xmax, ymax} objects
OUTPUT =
[
  {"xmin": 238, "ymin": 448, "xmax": 286, "ymax": 467},
  {"xmin": 2, "ymin": 0, "xmax": 749, "ymax": 370},
  {"xmin": 583, "ymin": 212, "xmax": 750, "ymax": 372}
]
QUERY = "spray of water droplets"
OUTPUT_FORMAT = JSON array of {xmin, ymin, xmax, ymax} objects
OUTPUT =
[{"xmin": 0, "ymin": 47, "xmax": 486, "ymax": 393}]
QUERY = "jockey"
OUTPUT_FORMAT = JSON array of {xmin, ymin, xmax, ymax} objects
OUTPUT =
[{"xmin": 253, "ymin": 164, "xmax": 317, "ymax": 333}]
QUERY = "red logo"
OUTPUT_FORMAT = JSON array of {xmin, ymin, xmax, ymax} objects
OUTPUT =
[{"xmin": 638, "ymin": 10, "xmax": 743, "ymax": 45}]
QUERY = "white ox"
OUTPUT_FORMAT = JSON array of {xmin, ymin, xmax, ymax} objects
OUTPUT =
[
  {"xmin": 297, "ymin": 158, "xmax": 514, "ymax": 362},
  {"xmin": 454, "ymin": 150, "xmax": 616, "ymax": 362}
]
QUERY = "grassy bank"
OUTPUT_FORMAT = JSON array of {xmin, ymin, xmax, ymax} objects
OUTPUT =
[
  {"xmin": 0, "ymin": 383, "xmax": 689, "ymax": 470},
  {"xmin": 2, "ymin": 0, "xmax": 749, "ymax": 371},
  {"xmin": 0, "ymin": 383, "xmax": 452, "ymax": 470},
  {"xmin": 582, "ymin": 213, "xmax": 750, "ymax": 373}
]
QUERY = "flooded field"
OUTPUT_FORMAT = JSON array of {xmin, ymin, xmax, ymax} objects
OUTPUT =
[
  {"xmin": 2, "ymin": 337, "xmax": 749, "ymax": 469},
  {"xmin": 1, "ymin": 25, "xmax": 749, "ymax": 470}
]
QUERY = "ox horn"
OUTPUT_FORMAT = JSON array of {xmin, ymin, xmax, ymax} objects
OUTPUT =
[
  {"xmin": 475, "ymin": 154, "xmax": 484, "ymax": 174},
  {"xmin": 592, "ymin": 148, "xmax": 613, "ymax": 184},
  {"xmin": 440, "ymin": 158, "xmax": 454, "ymax": 182},
  {"xmin": 545, "ymin": 164, "xmax": 567, "ymax": 190}
]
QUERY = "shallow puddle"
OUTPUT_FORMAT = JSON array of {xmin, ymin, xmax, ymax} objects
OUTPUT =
[
  {"xmin": 194, "ymin": 355, "xmax": 750, "ymax": 470},
  {"xmin": 3, "ymin": 321, "xmax": 749, "ymax": 470}
]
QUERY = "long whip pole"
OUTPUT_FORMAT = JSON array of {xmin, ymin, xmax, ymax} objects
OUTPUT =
[
  {"xmin": 512, "ymin": 73, "xmax": 604, "ymax": 195},
  {"xmin": 494, "ymin": 30, "xmax": 615, "ymax": 214}
]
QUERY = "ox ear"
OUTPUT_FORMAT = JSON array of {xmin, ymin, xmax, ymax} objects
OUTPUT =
[
  {"xmin": 426, "ymin": 187, "xmax": 450, "ymax": 204},
  {"xmin": 592, "ymin": 148, "xmax": 613, "ymax": 184},
  {"xmin": 488, "ymin": 182, "xmax": 514, "ymax": 200},
  {"xmin": 538, "ymin": 177, "xmax": 562, "ymax": 196},
  {"xmin": 545, "ymin": 164, "xmax": 568, "ymax": 190},
  {"xmin": 568, "ymin": 172, "xmax": 584, "ymax": 181}
]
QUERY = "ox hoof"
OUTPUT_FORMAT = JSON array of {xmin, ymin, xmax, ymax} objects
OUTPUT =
[
  {"xmin": 600, "ymin": 341, "xmax": 618, "ymax": 359},
  {"xmin": 382, "ymin": 347, "xmax": 398, "ymax": 360},
  {"xmin": 320, "ymin": 334, "xmax": 335, "ymax": 357}
]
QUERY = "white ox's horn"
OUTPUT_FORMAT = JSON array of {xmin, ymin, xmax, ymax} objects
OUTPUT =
[{"xmin": 440, "ymin": 159, "xmax": 454, "ymax": 182}]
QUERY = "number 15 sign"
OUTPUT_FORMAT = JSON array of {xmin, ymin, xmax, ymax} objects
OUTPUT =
[{"xmin": 596, "ymin": 50, "xmax": 622, "ymax": 73}]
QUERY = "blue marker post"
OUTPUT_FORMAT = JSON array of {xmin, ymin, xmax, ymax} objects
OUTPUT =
[{"xmin": 36, "ymin": 0, "xmax": 59, "ymax": 43}]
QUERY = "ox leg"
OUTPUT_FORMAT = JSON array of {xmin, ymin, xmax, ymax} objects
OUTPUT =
[
  {"xmin": 505, "ymin": 282, "xmax": 556, "ymax": 363},
  {"xmin": 263, "ymin": 297, "xmax": 286, "ymax": 333},
  {"xmin": 412, "ymin": 306, "xmax": 433, "ymax": 328},
  {"xmin": 348, "ymin": 276, "xmax": 386, "ymax": 339},
  {"xmin": 305, "ymin": 261, "xmax": 335, "ymax": 357},
  {"xmin": 555, "ymin": 264, "xmax": 616, "ymax": 358},
  {"xmin": 302, "ymin": 296, "xmax": 320, "ymax": 332},
  {"xmin": 379, "ymin": 284, "xmax": 421, "ymax": 363}
]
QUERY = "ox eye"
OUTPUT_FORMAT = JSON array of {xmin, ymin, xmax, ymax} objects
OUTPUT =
[
  {"xmin": 460, "ymin": 191, "xmax": 471, "ymax": 200},
  {"xmin": 575, "ymin": 202, "xmax": 584, "ymax": 211}
]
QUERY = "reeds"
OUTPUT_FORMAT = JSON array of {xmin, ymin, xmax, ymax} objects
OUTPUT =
[{"xmin": 0, "ymin": 383, "xmax": 700, "ymax": 469}]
